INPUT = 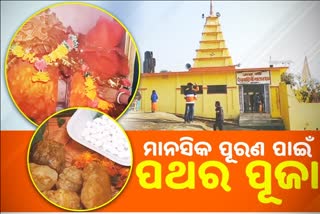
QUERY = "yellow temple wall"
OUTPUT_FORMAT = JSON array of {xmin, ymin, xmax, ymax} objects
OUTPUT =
[
  {"xmin": 270, "ymin": 86, "xmax": 281, "ymax": 118},
  {"xmin": 139, "ymin": 75, "xmax": 177, "ymax": 113},
  {"xmin": 270, "ymin": 68, "xmax": 286, "ymax": 85},
  {"xmin": 279, "ymin": 83, "xmax": 290, "ymax": 129},
  {"xmin": 269, "ymin": 68, "xmax": 287, "ymax": 118},
  {"xmin": 139, "ymin": 71, "xmax": 239, "ymax": 120},
  {"xmin": 279, "ymin": 83, "xmax": 320, "ymax": 130},
  {"xmin": 140, "ymin": 67, "xmax": 288, "ymax": 122}
]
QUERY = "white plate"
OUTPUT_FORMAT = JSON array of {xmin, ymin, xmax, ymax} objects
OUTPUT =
[{"xmin": 66, "ymin": 109, "xmax": 131, "ymax": 166}]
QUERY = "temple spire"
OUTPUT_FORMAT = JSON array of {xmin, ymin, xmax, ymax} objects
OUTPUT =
[
  {"xmin": 210, "ymin": 0, "xmax": 213, "ymax": 16},
  {"xmin": 301, "ymin": 56, "xmax": 312, "ymax": 83},
  {"xmin": 193, "ymin": 0, "xmax": 233, "ymax": 68}
]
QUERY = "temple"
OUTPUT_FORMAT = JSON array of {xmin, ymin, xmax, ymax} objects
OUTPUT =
[
  {"xmin": 193, "ymin": 6, "xmax": 233, "ymax": 68},
  {"xmin": 138, "ymin": 1, "xmax": 320, "ymax": 130}
]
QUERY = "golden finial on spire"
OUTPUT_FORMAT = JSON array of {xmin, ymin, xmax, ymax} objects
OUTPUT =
[{"xmin": 210, "ymin": 0, "xmax": 214, "ymax": 16}]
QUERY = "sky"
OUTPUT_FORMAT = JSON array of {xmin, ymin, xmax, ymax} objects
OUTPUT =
[
  {"xmin": 1, "ymin": 1, "xmax": 319, "ymax": 130},
  {"xmin": 94, "ymin": 1, "xmax": 320, "ymax": 78}
]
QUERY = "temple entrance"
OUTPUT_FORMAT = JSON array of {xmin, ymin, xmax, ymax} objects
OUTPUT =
[{"xmin": 239, "ymin": 84, "xmax": 270, "ymax": 113}]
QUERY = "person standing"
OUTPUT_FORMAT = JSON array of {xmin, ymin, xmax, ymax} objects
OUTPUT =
[
  {"xmin": 151, "ymin": 90, "xmax": 158, "ymax": 113},
  {"xmin": 184, "ymin": 82, "xmax": 198, "ymax": 123},
  {"xmin": 253, "ymin": 92, "xmax": 260, "ymax": 113},
  {"xmin": 213, "ymin": 101, "xmax": 224, "ymax": 130},
  {"xmin": 135, "ymin": 90, "xmax": 142, "ymax": 111},
  {"xmin": 260, "ymin": 93, "xmax": 265, "ymax": 113}
]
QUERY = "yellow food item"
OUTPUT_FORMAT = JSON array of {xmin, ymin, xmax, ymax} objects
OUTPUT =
[
  {"xmin": 31, "ymin": 140, "xmax": 65, "ymax": 172},
  {"xmin": 81, "ymin": 162, "xmax": 112, "ymax": 209},
  {"xmin": 44, "ymin": 189, "xmax": 81, "ymax": 210},
  {"xmin": 56, "ymin": 166, "xmax": 83, "ymax": 193},
  {"xmin": 30, "ymin": 163, "xmax": 58, "ymax": 191}
]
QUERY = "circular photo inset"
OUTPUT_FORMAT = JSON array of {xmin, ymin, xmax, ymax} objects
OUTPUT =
[
  {"xmin": 27, "ymin": 108, "xmax": 132, "ymax": 211},
  {"xmin": 5, "ymin": 2, "xmax": 140, "ymax": 125}
]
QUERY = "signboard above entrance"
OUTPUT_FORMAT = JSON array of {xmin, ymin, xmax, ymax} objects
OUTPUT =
[{"xmin": 236, "ymin": 70, "xmax": 271, "ymax": 85}]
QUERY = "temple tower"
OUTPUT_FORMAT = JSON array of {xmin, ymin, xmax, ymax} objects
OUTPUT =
[{"xmin": 193, "ymin": 0, "xmax": 233, "ymax": 68}]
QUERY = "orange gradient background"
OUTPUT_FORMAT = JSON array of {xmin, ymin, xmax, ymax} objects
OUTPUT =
[{"xmin": 1, "ymin": 131, "xmax": 320, "ymax": 211}]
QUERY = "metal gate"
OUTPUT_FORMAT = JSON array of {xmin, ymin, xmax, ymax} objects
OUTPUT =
[
  {"xmin": 264, "ymin": 84, "xmax": 270, "ymax": 113},
  {"xmin": 239, "ymin": 85, "xmax": 244, "ymax": 113}
]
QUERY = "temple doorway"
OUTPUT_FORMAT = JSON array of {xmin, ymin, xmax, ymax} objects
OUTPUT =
[{"xmin": 239, "ymin": 84, "xmax": 270, "ymax": 113}]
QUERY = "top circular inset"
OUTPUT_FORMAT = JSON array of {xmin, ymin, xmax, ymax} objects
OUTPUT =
[{"xmin": 5, "ymin": 2, "xmax": 140, "ymax": 125}]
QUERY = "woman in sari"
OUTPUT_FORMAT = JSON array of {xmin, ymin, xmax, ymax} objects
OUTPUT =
[{"xmin": 150, "ymin": 90, "xmax": 158, "ymax": 113}]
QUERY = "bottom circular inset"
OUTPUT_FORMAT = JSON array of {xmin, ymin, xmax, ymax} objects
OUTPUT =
[{"xmin": 27, "ymin": 108, "xmax": 132, "ymax": 211}]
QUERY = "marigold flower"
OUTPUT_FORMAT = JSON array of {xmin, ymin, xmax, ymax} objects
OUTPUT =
[
  {"xmin": 43, "ymin": 55, "xmax": 52, "ymax": 64},
  {"xmin": 98, "ymin": 99, "xmax": 111, "ymax": 110},
  {"xmin": 22, "ymin": 52, "xmax": 35, "ymax": 62},
  {"xmin": 56, "ymin": 44, "xmax": 69, "ymax": 58},
  {"xmin": 31, "ymin": 72, "xmax": 50, "ymax": 83},
  {"xmin": 48, "ymin": 52, "xmax": 58, "ymax": 62},
  {"xmin": 11, "ymin": 45, "xmax": 25, "ymax": 58},
  {"xmin": 86, "ymin": 89, "xmax": 97, "ymax": 100},
  {"xmin": 84, "ymin": 77, "xmax": 95, "ymax": 88}
]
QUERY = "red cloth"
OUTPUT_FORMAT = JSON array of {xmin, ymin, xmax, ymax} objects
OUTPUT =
[
  {"xmin": 83, "ymin": 16, "xmax": 124, "ymax": 50},
  {"xmin": 79, "ymin": 16, "xmax": 129, "ymax": 82},
  {"xmin": 7, "ymin": 60, "xmax": 59, "ymax": 124}
]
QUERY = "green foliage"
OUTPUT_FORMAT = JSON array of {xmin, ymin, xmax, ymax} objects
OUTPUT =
[
  {"xmin": 32, "ymin": 122, "xmax": 47, "ymax": 145},
  {"xmin": 57, "ymin": 117, "xmax": 66, "ymax": 127},
  {"xmin": 281, "ymin": 72, "xmax": 320, "ymax": 103},
  {"xmin": 94, "ymin": 112, "xmax": 104, "ymax": 119},
  {"xmin": 294, "ymin": 85, "xmax": 311, "ymax": 102},
  {"xmin": 281, "ymin": 72, "xmax": 295, "ymax": 85}
]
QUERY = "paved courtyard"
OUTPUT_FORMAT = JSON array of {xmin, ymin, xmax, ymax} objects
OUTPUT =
[{"xmin": 118, "ymin": 111, "xmax": 254, "ymax": 131}]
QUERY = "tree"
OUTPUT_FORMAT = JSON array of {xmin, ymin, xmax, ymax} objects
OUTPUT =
[
  {"xmin": 281, "ymin": 72, "xmax": 295, "ymax": 85},
  {"xmin": 281, "ymin": 72, "xmax": 320, "ymax": 103}
]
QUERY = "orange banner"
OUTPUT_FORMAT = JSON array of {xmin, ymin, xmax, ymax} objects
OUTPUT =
[{"xmin": 1, "ymin": 131, "xmax": 320, "ymax": 211}]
